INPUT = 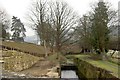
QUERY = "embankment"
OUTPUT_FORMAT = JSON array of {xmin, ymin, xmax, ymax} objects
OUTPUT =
[{"xmin": 74, "ymin": 57, "xmax": 120, "ymax": 80}]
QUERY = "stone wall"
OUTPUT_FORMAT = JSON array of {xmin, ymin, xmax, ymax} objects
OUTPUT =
[
  {"xmin": 74, "ymin": 58, "xmax": 119, "ymax": 79},
  {"xmin": 3, "ymin": 58, "xmax": 39, "ymax": 72},
  {"xmin": 3, "ymin": 51, "xmax": 40, "ymax": 72}
]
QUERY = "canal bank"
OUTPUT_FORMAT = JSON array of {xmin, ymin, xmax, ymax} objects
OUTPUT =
[{"xmin": 73, "ymin": 55, "xmax": 120, "ymax": 80}]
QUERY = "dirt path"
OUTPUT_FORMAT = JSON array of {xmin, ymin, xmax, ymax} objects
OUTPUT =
[{"xmin": 19, "ymin": 60, "xmax": 58, "ymax": 77}]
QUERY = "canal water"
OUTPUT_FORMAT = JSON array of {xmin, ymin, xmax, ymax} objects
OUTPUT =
[{"xmin": 61, "ymin": 70, "xmax": 79, "ymax": 80}]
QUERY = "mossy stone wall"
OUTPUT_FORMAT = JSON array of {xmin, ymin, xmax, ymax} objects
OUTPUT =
[{"xmin": 74, "ymin": 58, "xmax": 119, "ymax": 80}]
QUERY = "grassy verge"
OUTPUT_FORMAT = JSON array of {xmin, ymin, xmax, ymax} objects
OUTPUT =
[
  {"xmin": 2, "ymin": 41, "xmax": 50, "ymax": 57},
  {"xmin": 67, "ymin": 54, "xmax": 120, "ymax": 78}
]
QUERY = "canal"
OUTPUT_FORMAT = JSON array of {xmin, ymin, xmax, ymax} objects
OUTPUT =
[
  {"xmin": 60, "ymin": 64, "xmax": 79, "ymax": 80},
  {"xmin": 61, "ymin": 70, "xmax": 79, "ymax": 80}
]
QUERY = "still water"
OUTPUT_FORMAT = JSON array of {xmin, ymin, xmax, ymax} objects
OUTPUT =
[{"xmin": 61, "ymin": 70, "xmax": 79, "ymax": 80}]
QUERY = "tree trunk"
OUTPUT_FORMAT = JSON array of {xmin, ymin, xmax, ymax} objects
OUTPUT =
[
  {"xmin": 101, "ymin": 49, "xmax": 108, "ymax": 60},
  {"xmin": 44, "ymin": 40, "xmax": 48, "ymax": 57},
  {"xmin": 56, "ymin": 37, "xmax": 60, "ymax": 59}
]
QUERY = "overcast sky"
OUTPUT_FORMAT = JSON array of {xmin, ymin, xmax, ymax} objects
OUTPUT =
[{"xmin": 0, "ymin": 0, "xmax": 119, "ymax": 37}]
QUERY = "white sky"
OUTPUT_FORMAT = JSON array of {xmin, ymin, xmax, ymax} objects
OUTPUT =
[{"xmin": 0, "ymin": 0, "xmax": 119, "ymax": 37}]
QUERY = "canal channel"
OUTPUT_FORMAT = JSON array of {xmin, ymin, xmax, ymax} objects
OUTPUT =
[{"xmin": 60, "ymin": 63, "xmax": 79, "ymax": 80}]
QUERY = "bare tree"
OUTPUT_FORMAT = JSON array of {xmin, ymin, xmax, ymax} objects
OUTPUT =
[
  {"xmin": 0, "ymin": 8, "xmax": 10, "ymax": 39},
  {"xmin": 27, "ymin": 0, "xmax": 78, "ymax": 58},
  {"xmin": 27, "ymin": 0, "xmax": 49, "ymax": 57},
  {"xmin": 0, "ymin": 8, "xmax": 10, "ymax": 26},
  {"xmin": 74, "ymin": 15, "xmax": 92, "ymax": 53},
  {"xmin": 49, "ymin": 1, "xmax": 78, "ymax": 53}
]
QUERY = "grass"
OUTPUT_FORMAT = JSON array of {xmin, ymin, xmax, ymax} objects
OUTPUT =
[
  {"xmin": 47, "ymin": 53, "xmax": 67, "ymax": 64},
  {"xmin": 67, "ymin": 54, "xmax": 120, "ymax": 78},
  {"xmin": 2, "ymin": 41, "xmax": 50, "ymax": 57},
  {"xmin": 110, "ymin": 58, "xmax": 120, "ymax": 65}
]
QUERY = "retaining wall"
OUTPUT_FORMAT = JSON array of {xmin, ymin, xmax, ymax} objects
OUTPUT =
[{"xmin": 74, "ymin": 58, "xmax": 119, "ymax": 80}]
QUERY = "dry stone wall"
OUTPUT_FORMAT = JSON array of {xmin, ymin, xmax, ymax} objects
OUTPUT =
[{"xmin": 3, "ymin": 50, "xmax": 40, "ymax": 72}]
